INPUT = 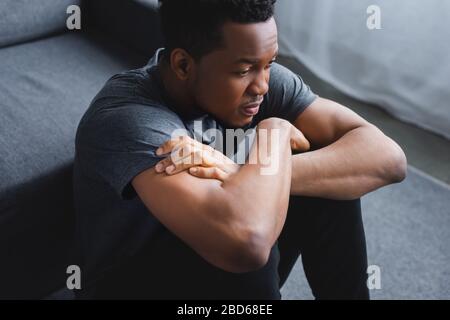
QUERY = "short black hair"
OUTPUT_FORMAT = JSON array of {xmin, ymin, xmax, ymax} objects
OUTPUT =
[{"xmin": 158, "ymin": 0, "xmax": 277, "ymax": 61}]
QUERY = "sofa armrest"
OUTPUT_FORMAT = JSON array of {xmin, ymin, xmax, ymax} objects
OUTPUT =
[{"xmin": 83, "ymin": 0, "xmax": 164, "ymax": 57}]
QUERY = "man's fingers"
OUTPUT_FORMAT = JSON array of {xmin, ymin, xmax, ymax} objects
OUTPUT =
[
  {"xmin": 156, "ymin": 139, "xmax": 178, "ymax": 156},
  {"xmin": 154, "ymin": 157, "xmax": 173, "ymax": 173},
  {"xmin": 189, "ymin": 166, "xmax": 228, "ymax": 181},
  {"xmin": 168, "ymin": 150, "xmax": 223, "ymax": 173},
  {"xmin": 154, "ymin": 135, "xmax": 239, "ymax": 177},
  {"xmin": 166, "ymin": 149, "xmax": 205, "ymax": 175},
  {"xmin": 165, "ymin": 162, "xmax": 192, "ymax": 175},
  {"xmin": 291, "ymin": 129, "xmax": 310, "ymax": 152},
  {"xmin": 156, "ymin": 145, "xmax": 224, "ymax": 175},
  {"xmin": 156, "ymin": 135, "xmax": 192, "ymax": 155}
]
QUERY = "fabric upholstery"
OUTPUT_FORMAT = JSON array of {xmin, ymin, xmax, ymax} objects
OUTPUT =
[
  {"xmin": 0, "ymin": 30, "xmax": 147, "ymax": 298},
  {"xmin": 0, "ymin": 0, "xmax": 81, "ymax": 48}
]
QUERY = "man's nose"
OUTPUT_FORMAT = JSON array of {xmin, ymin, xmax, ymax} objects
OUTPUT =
[{"xmin": 248, "ymin": 70, "xmax": 269, "ymax": 97}]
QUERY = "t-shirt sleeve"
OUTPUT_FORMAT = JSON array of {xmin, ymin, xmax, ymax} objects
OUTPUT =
[
  {"xmin": 75, "ymin": 104, "xmax": 187, "ymax": 200},
  {"xmin": 263, "ymin": 62, "xmax": 318, "ymax": 122}
]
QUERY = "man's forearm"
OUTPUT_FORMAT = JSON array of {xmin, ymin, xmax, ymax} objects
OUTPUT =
[
  {"xmin": 290, "ymin": 124, "xmax": 407, "ymax": 200},
  {"xmin": 221, "ymin": 119, "xmax": 292, "ymax": 249}
]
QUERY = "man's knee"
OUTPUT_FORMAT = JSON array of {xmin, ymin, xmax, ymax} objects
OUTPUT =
[
  {"xmin": 288, "ymin": 195, "xmax": 361, "ymax": 212},
  {"xmin": 286, "ymin": 196, "xmax": 363, "ymax": 231},
  {"xmin": 222, "ymin": 244, "xmax": 282, "ymax": 300},
  {"xmin": 164, "ymin": 242, "xmax": 282, "ymax": 300}
]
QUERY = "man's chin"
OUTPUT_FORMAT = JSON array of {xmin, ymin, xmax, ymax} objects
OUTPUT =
[{"xmin": 227, "ymin": 116, "xmax": 253, "ymax": 128}]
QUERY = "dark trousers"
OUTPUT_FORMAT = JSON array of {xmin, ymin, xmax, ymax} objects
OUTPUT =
[{"xmin": 90, "ymin": 196, "xmax": 369, "ymax": 300}]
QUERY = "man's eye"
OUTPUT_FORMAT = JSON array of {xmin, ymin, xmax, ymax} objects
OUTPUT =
[
  {"xmin": 265, "ymin": 60, "xmax": 275, "ymax": 69},
  {"xmin": 236, "ymin": 69, "xmax": 250, "ymax": 76}
]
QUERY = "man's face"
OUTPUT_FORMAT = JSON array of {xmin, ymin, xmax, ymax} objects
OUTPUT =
[{"xmin": 190, "ymin": 17, "xmax": 278, "ymax": 128}]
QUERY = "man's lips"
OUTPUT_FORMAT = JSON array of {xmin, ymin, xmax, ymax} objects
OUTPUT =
[{"xmin": 240, "ymin": 101, "xmax": 263, "ymax": 116}]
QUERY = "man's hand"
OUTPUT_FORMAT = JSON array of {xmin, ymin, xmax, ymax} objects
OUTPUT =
[
  {"xmin": 154, "ymin": 118, "xmax": 310, "ymax": 182},
  {"xmin": 258, "ymin": 117, "xmax": 310, "ymax": 152},
  {"xmin": 154, "ymin": 135, "xmax": 240, "ymax": 181}
]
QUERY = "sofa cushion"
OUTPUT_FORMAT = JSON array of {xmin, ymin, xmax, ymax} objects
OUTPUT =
[
  {"xmin": 0, "ymin": 0, "xmax": 82, "ymax": 48},
  {"xmin": 0, "ymin": 30, "xmax": 146, "ymax": 298}
]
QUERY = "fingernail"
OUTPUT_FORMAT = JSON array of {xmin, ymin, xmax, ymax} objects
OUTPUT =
[
  {"xmin": 190, "ymin": 167, "xmax": 198, "ymax": 173},
  {"xmin": 156, "ymin": 148, "xmax": 162, "ymax": 155},
  {"xmin": 166, "ymin": 165, "xmax": 174, "ymax": 174},
  {"xmin": 155, "ymin": 163, "xmax": 163, "ymax": 172}
]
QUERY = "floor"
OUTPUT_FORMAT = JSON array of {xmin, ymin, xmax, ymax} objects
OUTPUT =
[
  {"xmin": 278, "ymin": 56, "xmax": 450, "ymax": 185},
  {"xmin": 281, "ymin": 166, "xmax": 450, "ymax": 299}
]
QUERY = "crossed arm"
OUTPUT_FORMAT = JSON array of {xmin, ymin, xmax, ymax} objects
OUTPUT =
[
  {"xmin": 153, "ymin": 97, "xmax": 407, "ymax": 199},
  {"xmin": 290, "ymin": 97, "xmax": 407, "ymax": 199},
  {"xmin": 133, "ymin": 118, "xmax": 298, "ymax": 273},
  {"xmin": 132, "ymin": 97, "xmax": 407, "ymax": 273}
]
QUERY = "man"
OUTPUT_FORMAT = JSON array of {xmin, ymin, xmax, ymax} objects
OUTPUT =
[{"xmin": 73, "ymin": 0, "xmax": 406, "ymax": 299}]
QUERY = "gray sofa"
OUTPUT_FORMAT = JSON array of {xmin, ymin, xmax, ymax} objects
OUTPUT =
[{"xmin": 0, "ymin": 0, "xmax": 162, "ymax": 299}]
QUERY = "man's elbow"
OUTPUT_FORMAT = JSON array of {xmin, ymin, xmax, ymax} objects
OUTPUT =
[
  {"xmin": 206, "ymin": 197, "xmax": 273, "ymax": 273},
  {"xmin": 223, "ymin": 227, "xmax": 272, "ymax": 274},
  {"xmin": 384, "ymin": 141, "xmax": 407, "ymax": 183},
  {"xmin": 228, "ymin": 246, "xmax": 271, "ymax": 274}
]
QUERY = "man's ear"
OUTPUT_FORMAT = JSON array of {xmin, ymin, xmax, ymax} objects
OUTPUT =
[{"xmin": 169, "ymin": 48, "xmax": 195, "ymax": 81}]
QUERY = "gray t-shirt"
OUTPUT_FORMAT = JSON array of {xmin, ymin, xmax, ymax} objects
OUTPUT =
[{"xmin": 73, "ymin": 48, "xmax": 317, "ymax": 284}]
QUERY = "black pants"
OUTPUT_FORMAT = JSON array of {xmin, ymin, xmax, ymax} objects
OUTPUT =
[{"xmin": 90, "ymin": 196, "xmax": 369, "ymax": 300}]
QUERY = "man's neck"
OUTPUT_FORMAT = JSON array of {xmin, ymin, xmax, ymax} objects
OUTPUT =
[{"xmin": 158, "ymin": 60, "xmax": 205, "ymax": 120}]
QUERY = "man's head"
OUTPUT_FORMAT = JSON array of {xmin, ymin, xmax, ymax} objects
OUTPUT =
[{"xmin": 158, "ymin": 0, "xmax": 278, "ymax": 127}]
